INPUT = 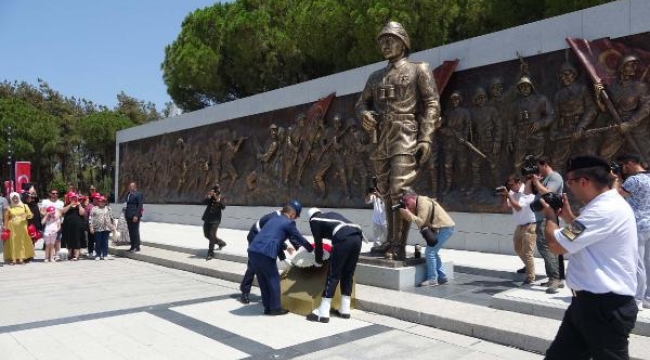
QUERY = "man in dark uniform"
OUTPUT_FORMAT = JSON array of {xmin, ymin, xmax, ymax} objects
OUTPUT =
[
  {"xmin": 239, "ymin": 200, "xmax": 303, "ymax": 304},
  {"xmin": 202, "ymin": 184, "xmax": 226, "ymax": 260},
  {"xmin": 124, "ymin": 182, "xmax": 143, "ymax": 252},
  {"xmin": 248, "ymin": 204, "xmax": 313, "ymax": 315},
  {"xmin": 306, "ymin": 208, "xmax": 363, "ymax": 323},
  {"xmin": 541, "ymin": 155, "xmax": 638, "ymax": 359}
]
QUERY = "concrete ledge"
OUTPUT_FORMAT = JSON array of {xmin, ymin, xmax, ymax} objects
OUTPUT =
[
  {"xmin": 138, "ymin": 240, "xmax": 453, "ymax": 290},
  {"xmin": 355, "ymin": 261, "xmax": 454, "ymax": 290},
  {"xmin": 491, "ymin": 287, "xmax": 650, "ymax": 337}
]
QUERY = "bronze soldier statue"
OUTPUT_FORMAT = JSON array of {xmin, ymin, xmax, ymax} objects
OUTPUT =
[
  {"xmin": 356, "ymin": 21, "xmax": 441, "ymax": 260},
  {"xmin": 597, "ymin": 54, "xmax": 650, "ymax": 162},
  {"xmin": 549, "ymin": 62, "xmax": 598, "ymax": 173},
  {"xmin": 313, "ymin": 114, "xmax": 349, "ymax": 199},
  {"xmin": 469, "ymin": 87, "xmax": 502, "ymax": 191},
  {"xmin": 343, "ymin": 117, "xmax": 371, "ymax": 195},
  {"xmin": 511, "ymin": 76, "xmax": 554, "ymax": 170},
  {"xmin": 439, "ymin": 91, "xmax": 470, "ymax": 194},
  {"xmin": 282, "ymin": 113, "xmax": 306, "ymax": 186}
]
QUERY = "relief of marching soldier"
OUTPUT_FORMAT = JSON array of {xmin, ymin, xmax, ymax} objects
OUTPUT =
[
  {"xmin": 220, "ymin": 131, "xmax": 247, "ymax": 190},
  {"xmin": 468, "ymin": 87, "xmax": 503, "ymax": 192},
  {"xmin": 438, "ymin": 91, "xmax": 470, "ymax": 194},
  {"xmin": 548, "ymin": 61, "xmax": 598, "ymax": 174},
  {"xmin": 511, "ymin": 75, "xmax": 554, "ymax": 171},
  {"xmin": 282, "ymin": 113, "xmax": 306, "ymax": 187},
  {"xmin": 343, "ymin": 117, "xmax": 371, "ymax": 196},
  {"xmin": 246, "ymin": 124, "xmax": 280, "ymax": 191},
  {"xmin": 312, "ymin": 113, "xmax": 350, "ymax": 199}
]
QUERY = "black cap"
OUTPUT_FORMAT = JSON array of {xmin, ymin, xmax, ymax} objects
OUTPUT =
[{"xmin": 566, "ymin": 155, "xmax": 610, "ymax": 172}]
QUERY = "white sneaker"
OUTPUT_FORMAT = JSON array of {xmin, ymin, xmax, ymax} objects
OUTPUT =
[
  {"xmin": 95, "ymin": 256, "xmax": 100, "ymax": 261},
  {"xmin": 44, "ymin": 259, "xmax": 50, "ymax": 263}
]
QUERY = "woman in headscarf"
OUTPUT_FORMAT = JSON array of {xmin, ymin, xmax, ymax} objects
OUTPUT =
[{"xmin": 3, "ymin": 192, "xmax": 34, "ymax": 265}]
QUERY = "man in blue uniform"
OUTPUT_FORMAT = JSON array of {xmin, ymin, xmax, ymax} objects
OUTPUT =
[
  {"xmin": 239, "ymin": 200, "xmax": 302, "ymax": 304},
  {"xmin": 306, "ymin": 208, "xmax": 363, "ymax": 323},
  {"xmin": 124, "ymin": 182, "xmax": 143, "ymax": 252},
  {"xmin": 541, "ymin": 155, "xmax": 638, "ymax": 359},
  {"xmin": 248, "ymin": 204, "xmax": 313, "ymax": 316}
]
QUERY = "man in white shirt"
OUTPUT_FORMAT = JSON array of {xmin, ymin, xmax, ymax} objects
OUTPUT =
[
  {"xmin": 541, "ymin": 155, "xmax": 638, "ymax": 359},
  {"xmin": 500, "ymin": 174, "xmax": 537, "ymax": 285}
]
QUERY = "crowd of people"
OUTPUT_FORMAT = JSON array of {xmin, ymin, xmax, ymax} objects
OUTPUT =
[{"xmin": 1, "ymin": 182, "xmax": 143, "ymax": 264}]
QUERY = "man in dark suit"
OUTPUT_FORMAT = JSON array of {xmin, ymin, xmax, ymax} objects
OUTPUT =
[
  {"xmin": 124, "ymin": 182, "xmax": 143, "ymax": 252},
  {"xmin": 239, "ymin": 200, "xmax": 302, "ymax": 304},
  {"xmin": 248, "ymin": 204, "xmax": 313, "ymax": 315},
  {"xmin": 202, "ymin": 184, "xmax": 227, "ymax": 260}
]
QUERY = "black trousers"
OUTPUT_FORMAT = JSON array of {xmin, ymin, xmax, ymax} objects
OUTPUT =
[
  {"xmin": 127, "ymin": 217, "xmax": 140, "ymax": 250},
  {"xmin": 322, "ymin": 234, "xmax": 362, "ymax": 298},
  {"xmin": 203, "ymin": 221, "xmax": 225, "ymax": 252},
  {"xmin": 87, "ymin": 229, "xmax": 95, "ymax": 254},
  {"xmin": 546, "ymin": 291, "xmax": 637, "ymax": 360},
  {"xmin": 240, "ymin": 262, "xmax": 255, "ymax": 295}
]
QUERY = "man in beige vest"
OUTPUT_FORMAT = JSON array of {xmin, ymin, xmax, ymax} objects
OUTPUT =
[{"xmin": 398, "ymin": 192, "xmax": 455, "ymax": 286}]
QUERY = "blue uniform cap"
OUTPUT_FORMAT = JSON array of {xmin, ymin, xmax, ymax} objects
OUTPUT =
[{"xmin": 288, "ymin": 200, "xmax": 302, "ymax": 217}]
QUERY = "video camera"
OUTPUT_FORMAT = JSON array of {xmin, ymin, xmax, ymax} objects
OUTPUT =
[
  {"xmin": 391, "ymin": 198, "xmax": 406, "ymax": 211},
  {"xmin": 530, "ymin": 192, "xmax": 563, "ymax": 212},
  {"xmin": 493, "ymin": 185, "xmax": 508, "ymax": 196},
  {"xmin": 610, "ymin": 162, "xmax": 622, "ymax": 176},
  {"xmin": 520, "ymin": 155, "xmax": 539, "ymax": 177}
]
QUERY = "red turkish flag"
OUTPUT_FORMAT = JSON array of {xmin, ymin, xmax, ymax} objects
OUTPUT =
[
  {"xmin": 14, "ymin": 161, "xmax": 31, "ymax": 192},
  {"xmin": 433, "ymin": 59, "xmax": 459, "ymax": 95}
]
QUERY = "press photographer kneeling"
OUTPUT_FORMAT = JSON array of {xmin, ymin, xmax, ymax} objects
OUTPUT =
[
  {"xmin": 523, "ymin": 155, "xmax": 565, "ymax": 293},
  {"xmin": 397, "ymin": 192, "xmax": 455, "ymax": 287}
]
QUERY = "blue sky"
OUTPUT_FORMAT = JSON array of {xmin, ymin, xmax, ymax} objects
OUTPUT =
[{"xmin": 0, "ymin": 0, "xmax": 223, "ymax": 110}]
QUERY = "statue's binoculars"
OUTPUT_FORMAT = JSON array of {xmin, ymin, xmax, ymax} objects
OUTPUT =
[{"xmin": 378, "ymin": 85, "xmax": 396, "ymax": 100}]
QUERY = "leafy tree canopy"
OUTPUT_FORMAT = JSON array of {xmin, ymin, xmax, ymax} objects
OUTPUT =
[{"xmin": 162, "ymin": 0, "xmax": 614, "ymax": 111}]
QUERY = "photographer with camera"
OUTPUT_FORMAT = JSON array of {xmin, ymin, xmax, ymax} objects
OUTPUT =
[
  {"xmin": 202, "ymin": 184, "xmax": 226, "ymax": 260},
  {"xmin": 365, "ymin": 179, "xmax": 387, "ymax": 248},
  {"xmin": 397, "ymin": 192, "xmax": 455, "ymax": 287},
  {"xmin": 540, "ymin": 155, "xmax": 638, "ymax": 359},
  {"xmin": 525, "ymin": 155, "xmax": 565, "ymax": 293},
  {"xmin": 612, "ymin": 153, "xmax": 650, "ymax": 310},
  {"xmin": 499, "ymin": 174, "xmax": 537, "ymax": 285}
]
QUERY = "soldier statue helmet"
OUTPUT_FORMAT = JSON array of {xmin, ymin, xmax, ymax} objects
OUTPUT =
[
  {"xmin": 619, "ymin": 54, "xmax": 640, "ymax": 72},
  {"xmin": 377, "ymin": 21, "xmax": 411, "ymax": 51},
  {"xmin": 517, "ymin": 76, "xmax": 535, "ymax": 95},
  {"xmin": 473, "ymin": 87, "xmax": 488, "ymax": 104}
]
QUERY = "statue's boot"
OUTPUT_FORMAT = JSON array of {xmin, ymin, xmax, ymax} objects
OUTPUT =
[
  {"xmin": 392, "ymin": 216, "xmax": 410, "ymax": 261},
  {"xmin": 385, "ymin": 212, "xmax": 404, "ymax": 260}
]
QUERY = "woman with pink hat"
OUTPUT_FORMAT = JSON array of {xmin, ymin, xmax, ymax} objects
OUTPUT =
[
  {"xmin": 41, "ymin": 206, "xmax": 60, "ymax": 262},
  {"xmin": 61, "ymin": 192, "xmax": 85, "ymax": 260}
]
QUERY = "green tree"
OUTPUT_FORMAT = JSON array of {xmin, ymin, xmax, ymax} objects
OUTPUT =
[{"xmin": 162, "ymin": 0, "xmax": 615, "ymax": 111}]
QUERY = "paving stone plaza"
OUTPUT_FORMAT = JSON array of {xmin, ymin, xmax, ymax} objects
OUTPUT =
[
  {"xmin": 1, "ymin": 228, "xmax": 543, "ymax": 360},
  {"xmin": 3, "ymin": 221, "xmax": 649, "ymax": 359}
]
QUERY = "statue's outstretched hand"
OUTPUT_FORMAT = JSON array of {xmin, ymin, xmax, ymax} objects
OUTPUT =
[
  {"xmin": 415, "ymin": 142, "xmax": 431, "ymax": 166},
  {"xmin": 361, "ymin": 112, "xmax": 377, "ymax": 132}
]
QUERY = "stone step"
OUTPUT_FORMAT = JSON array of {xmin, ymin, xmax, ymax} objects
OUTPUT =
[
  {"xmin": 138, "ymin": 240, "xmax": 454, "ymax": 290},
  {"xmin": 137, "ymin": 222, "xmax": 551, "ymax": 282},
  {"xmin": 491, "ymin": 286, "xmax": 650, "ymax": 337},
  {"xmin": 107, "ymin": 244, "xmax": 650, "ymax": 360}
]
